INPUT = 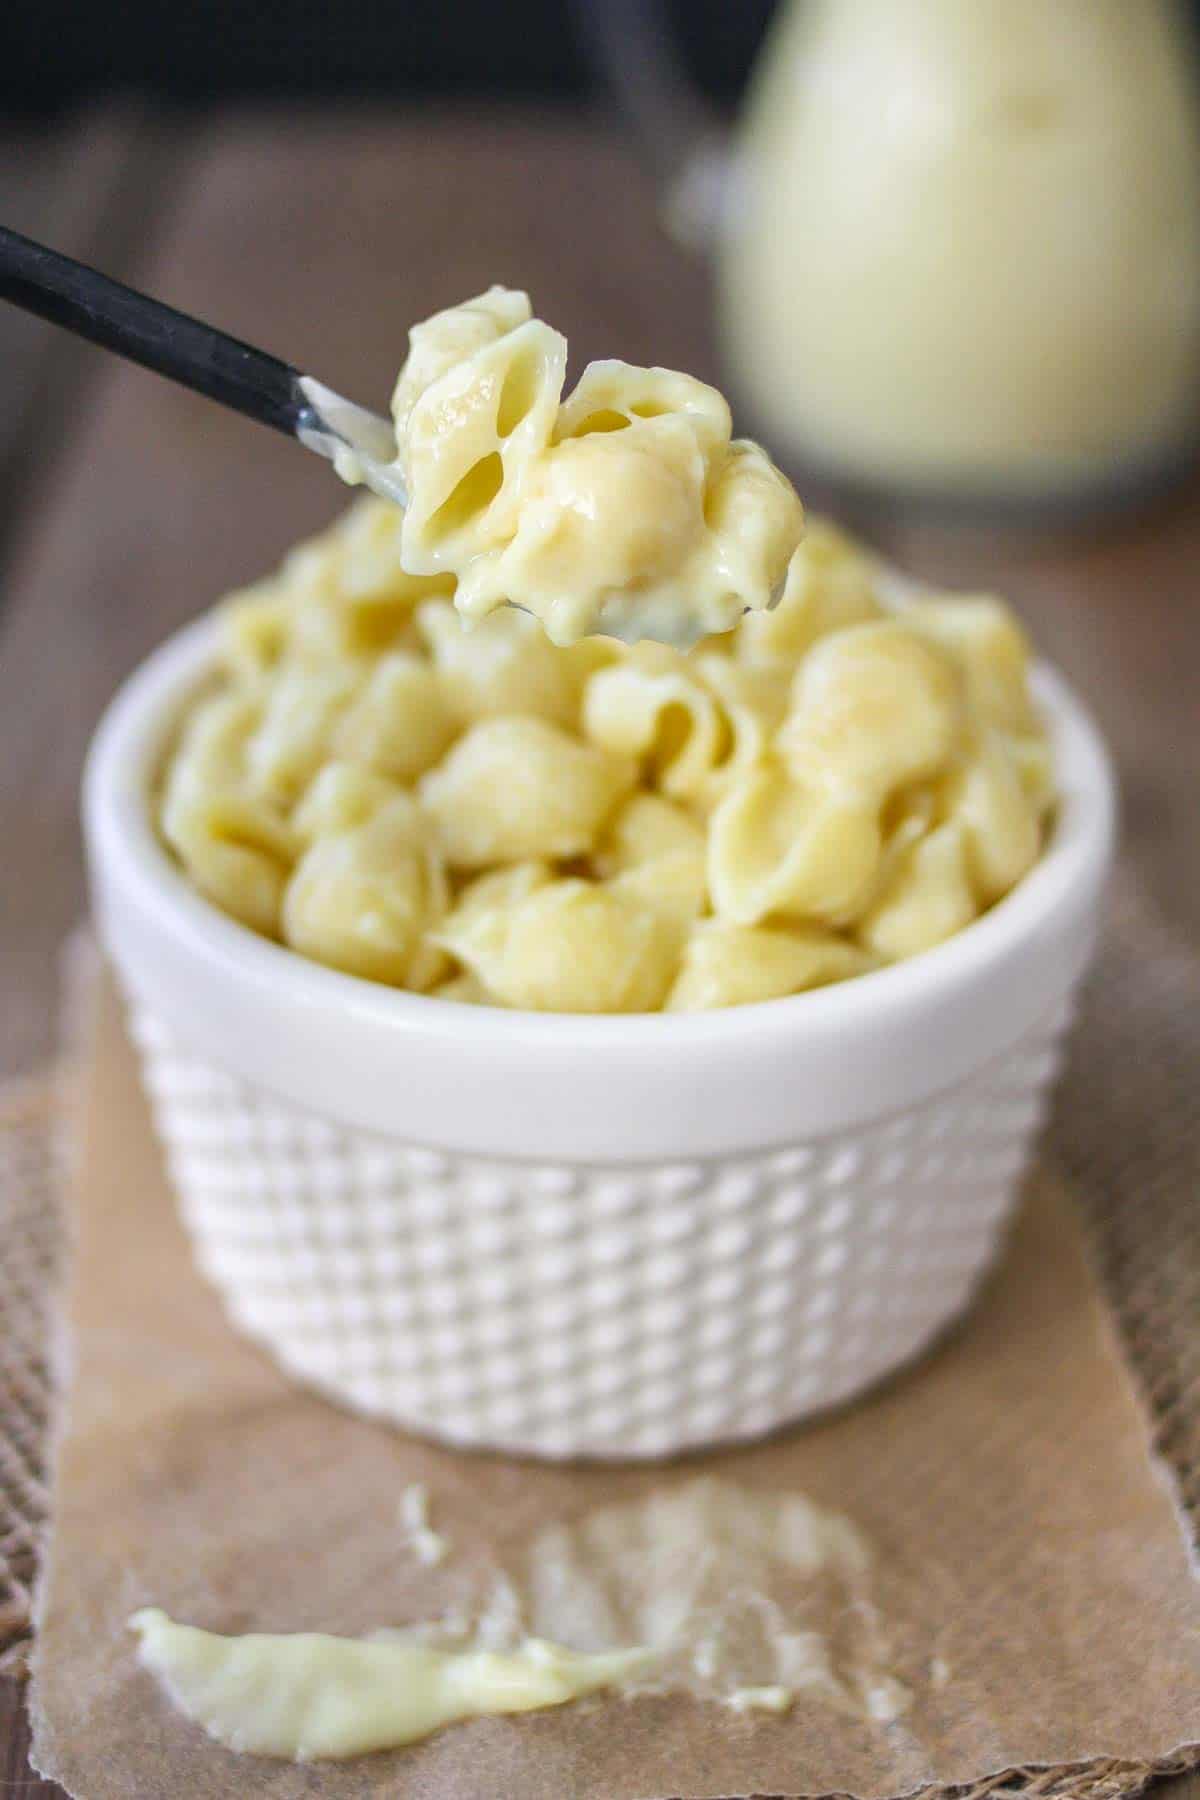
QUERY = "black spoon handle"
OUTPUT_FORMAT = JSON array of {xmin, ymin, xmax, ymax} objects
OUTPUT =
[{"xmin": 0, "ymin": 223, "xmax": 307, "ymax": 439}]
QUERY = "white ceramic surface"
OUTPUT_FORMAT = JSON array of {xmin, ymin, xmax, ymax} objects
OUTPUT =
[{"xmin": 83, "ymin": 615, "xmax": 1115, "ymax": 1458}]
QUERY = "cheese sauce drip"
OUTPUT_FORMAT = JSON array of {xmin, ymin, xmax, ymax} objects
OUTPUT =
[{"xmin": 131, "ymin": 1609, "xmax": 648, "ymax": 1762}]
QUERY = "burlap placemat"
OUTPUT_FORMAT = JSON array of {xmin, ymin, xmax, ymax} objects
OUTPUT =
[
  {"xmin": 4, "ymin": 873, "xmax": 1200, "ymax": 1797},
  {"xmin": 0, "ymin": 1071, "xmax": 62, "ymax": 1673}
]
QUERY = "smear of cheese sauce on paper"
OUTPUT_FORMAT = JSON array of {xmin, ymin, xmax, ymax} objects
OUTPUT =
[{"xmin": 132, "ymin": 1477, "xmax": 919, "ymax": 1761}]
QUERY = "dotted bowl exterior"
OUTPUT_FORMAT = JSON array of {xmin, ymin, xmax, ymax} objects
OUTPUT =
[{"xmin": 129, "ymin": 1004, "xmax": 1067, "ymax": 1460}]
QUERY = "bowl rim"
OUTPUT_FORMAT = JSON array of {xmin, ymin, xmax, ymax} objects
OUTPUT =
[{"xmin": 84, "ymin": 610, "xmax": 1117, "ymax": 1051}]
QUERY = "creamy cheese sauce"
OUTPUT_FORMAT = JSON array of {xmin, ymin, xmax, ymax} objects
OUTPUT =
[
  {"xmin": 130, "ymin": 1609, "xmax": 649, "ymax": 1762},
  {"xmin": 130, "ymin": 1477, "xmax": 921, "ymax": 1763},
  {"xmin": 159, "ymin": 508, "xmax": 1054, "ymax": 1011},
  {"xmin": 375, "ymin": 288, "xmax": 805, "ymax": 648}
]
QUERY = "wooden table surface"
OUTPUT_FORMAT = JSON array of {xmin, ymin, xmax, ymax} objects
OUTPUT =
[{"xmin": 2, "ymin": 104, "xmax": 1198, "ymax": 1796}]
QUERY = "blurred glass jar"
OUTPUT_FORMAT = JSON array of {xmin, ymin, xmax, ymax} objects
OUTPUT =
[{"xmin": 580, "ymin": 0, "xmax": 1200, "ymax": 515}]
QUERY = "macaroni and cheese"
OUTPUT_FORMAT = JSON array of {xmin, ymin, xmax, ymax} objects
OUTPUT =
[
  {"xmin": 159, "ymin": 488, "xmax": 1054, "ymax": 1011},
  {"xmin": 354, "ymin": 287, "xmax": 806, "ymax": 649}
]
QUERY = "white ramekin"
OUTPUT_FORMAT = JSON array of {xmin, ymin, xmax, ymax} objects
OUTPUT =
[{"xmin": 83, "ymin": 614, "xmax": 1116, "ymax": 1459}]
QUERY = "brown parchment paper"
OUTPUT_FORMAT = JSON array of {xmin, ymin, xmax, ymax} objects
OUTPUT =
[{"xmin": 29, "ymin": 971, "xmax": 1200, "ymax": 1800}]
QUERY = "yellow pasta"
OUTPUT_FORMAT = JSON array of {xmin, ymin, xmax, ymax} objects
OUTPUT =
[
  {"xmin": 221, "ymin": 500, "xmax": 450, "ymax": 677},
  {"xmin": 398, "ymin": 310, "xmax": 566, "ymax": 572},
  {"xmin": 906, "ymin": 596, "xmax": 1038, "ymax": 735},
  {"xmin": 734, "ymin": 516, "xmax": 883, "ymax": 667},
  {"xmin": 391, "ymin": 286, "xmax": 534, "ymax": 443},
  {"xmin": 780, "ymin": 622, "xmax": 964, "ymax": 802},
  {"xmin": 161, "ymin": 690, "xmax": 296, "ymax": 938},
  {"xmin": 415, "ymin": 599, "xmax": 583, "ymax": 731},
  {"xmin": 594, "ymin": 793, "xmax": 706, "ymax": 876},
  {"xmin": 282, "ymin": 793, "xmax": 446, "ymax": 989},
  {"xmin": 291, "ymin": 761, "xmax": 404, "ymax": 843},
  {"xmin": 430, "ymin": 862, "xmax": 552, "ymax": 1001},
  {"xmin": 333, "ymin": 652, "xmax": 456, "ymax": 782},
  {"xmin": 417, "ymin": 716, "xmax": 633, "ymax": 868},
  {"xmin": 161, "ymin": 458, "xmax": 1054, "ymax": 1009},
  {"xmin": 594, "ymin": 793, "xmax": 709, "ymax": 931},
  {"xmin": 245, "ymin": 665, "xmax": 362, "ymax": 808},
  {"xmin": 691, "ymin": 654, "xmax": 791, "ymax": 804},
  {"xmin": 554, "ymin": 358, "xmax": 732, "ymax": 456},
  {"xmin": 582, "ymin": 646, "xmax": 790, "ymax": 813},
  {"xmin": 668, "ymin": 923, "xmax": 873, "ymax": 1011},
  {"xmin": 582, "ymin": 648, "xmax": 729, "ymax": 801},
  {"xmin": 1005, "ymin": 733, "xmax": 1057, "ymax": 820},
  {"xmin": 429, "ymin": 970, "xmax": 492, "ymax": 1006},
  {"xmin": 384, "ymin": 290, "xmax": 804, "ymax": 648},
  {"xmin": 708, "ymin": 762, "xmax": 882, "ymax": 928},
  {"xmin": 165, "ymin": 797, "xmax": 293, "ymax": 940},
  {"xmin": 436, "ymin": 874, "xmax": 680, "ymax": 1014},
  {"xmin": 857, "ymin": 823, "xmax": 978, "ymax": 961},
  {"xmin": 941, "ymin": 731, "xmax": 1042, "ymax": 905},
  {"xmin": 610, "ymin": 850, "xmax": 708, "ymax": 934}
]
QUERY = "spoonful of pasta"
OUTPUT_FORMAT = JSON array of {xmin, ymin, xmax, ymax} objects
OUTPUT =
[{"xmin": 0, "ymin": 228, "xmax": 804, "ymax": 649}]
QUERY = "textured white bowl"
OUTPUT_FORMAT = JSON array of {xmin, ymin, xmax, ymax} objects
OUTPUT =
[{"xmin": 83, "ymin": 615, "xmax": 1115, "ymax": 1459}]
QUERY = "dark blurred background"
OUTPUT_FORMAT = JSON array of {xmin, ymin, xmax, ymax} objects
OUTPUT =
[{"xmin": 6, "ymin": 0, "xmax": 775, "ymax": 116}]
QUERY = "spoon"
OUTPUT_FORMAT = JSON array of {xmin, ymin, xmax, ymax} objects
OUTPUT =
[
  {"xmin": 0, "ymin": 224, "xmax": 408, "ymax": 505},
  {"xmin": 2, "ymin": 224, "xmax": 795, "ymax": 651}
]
